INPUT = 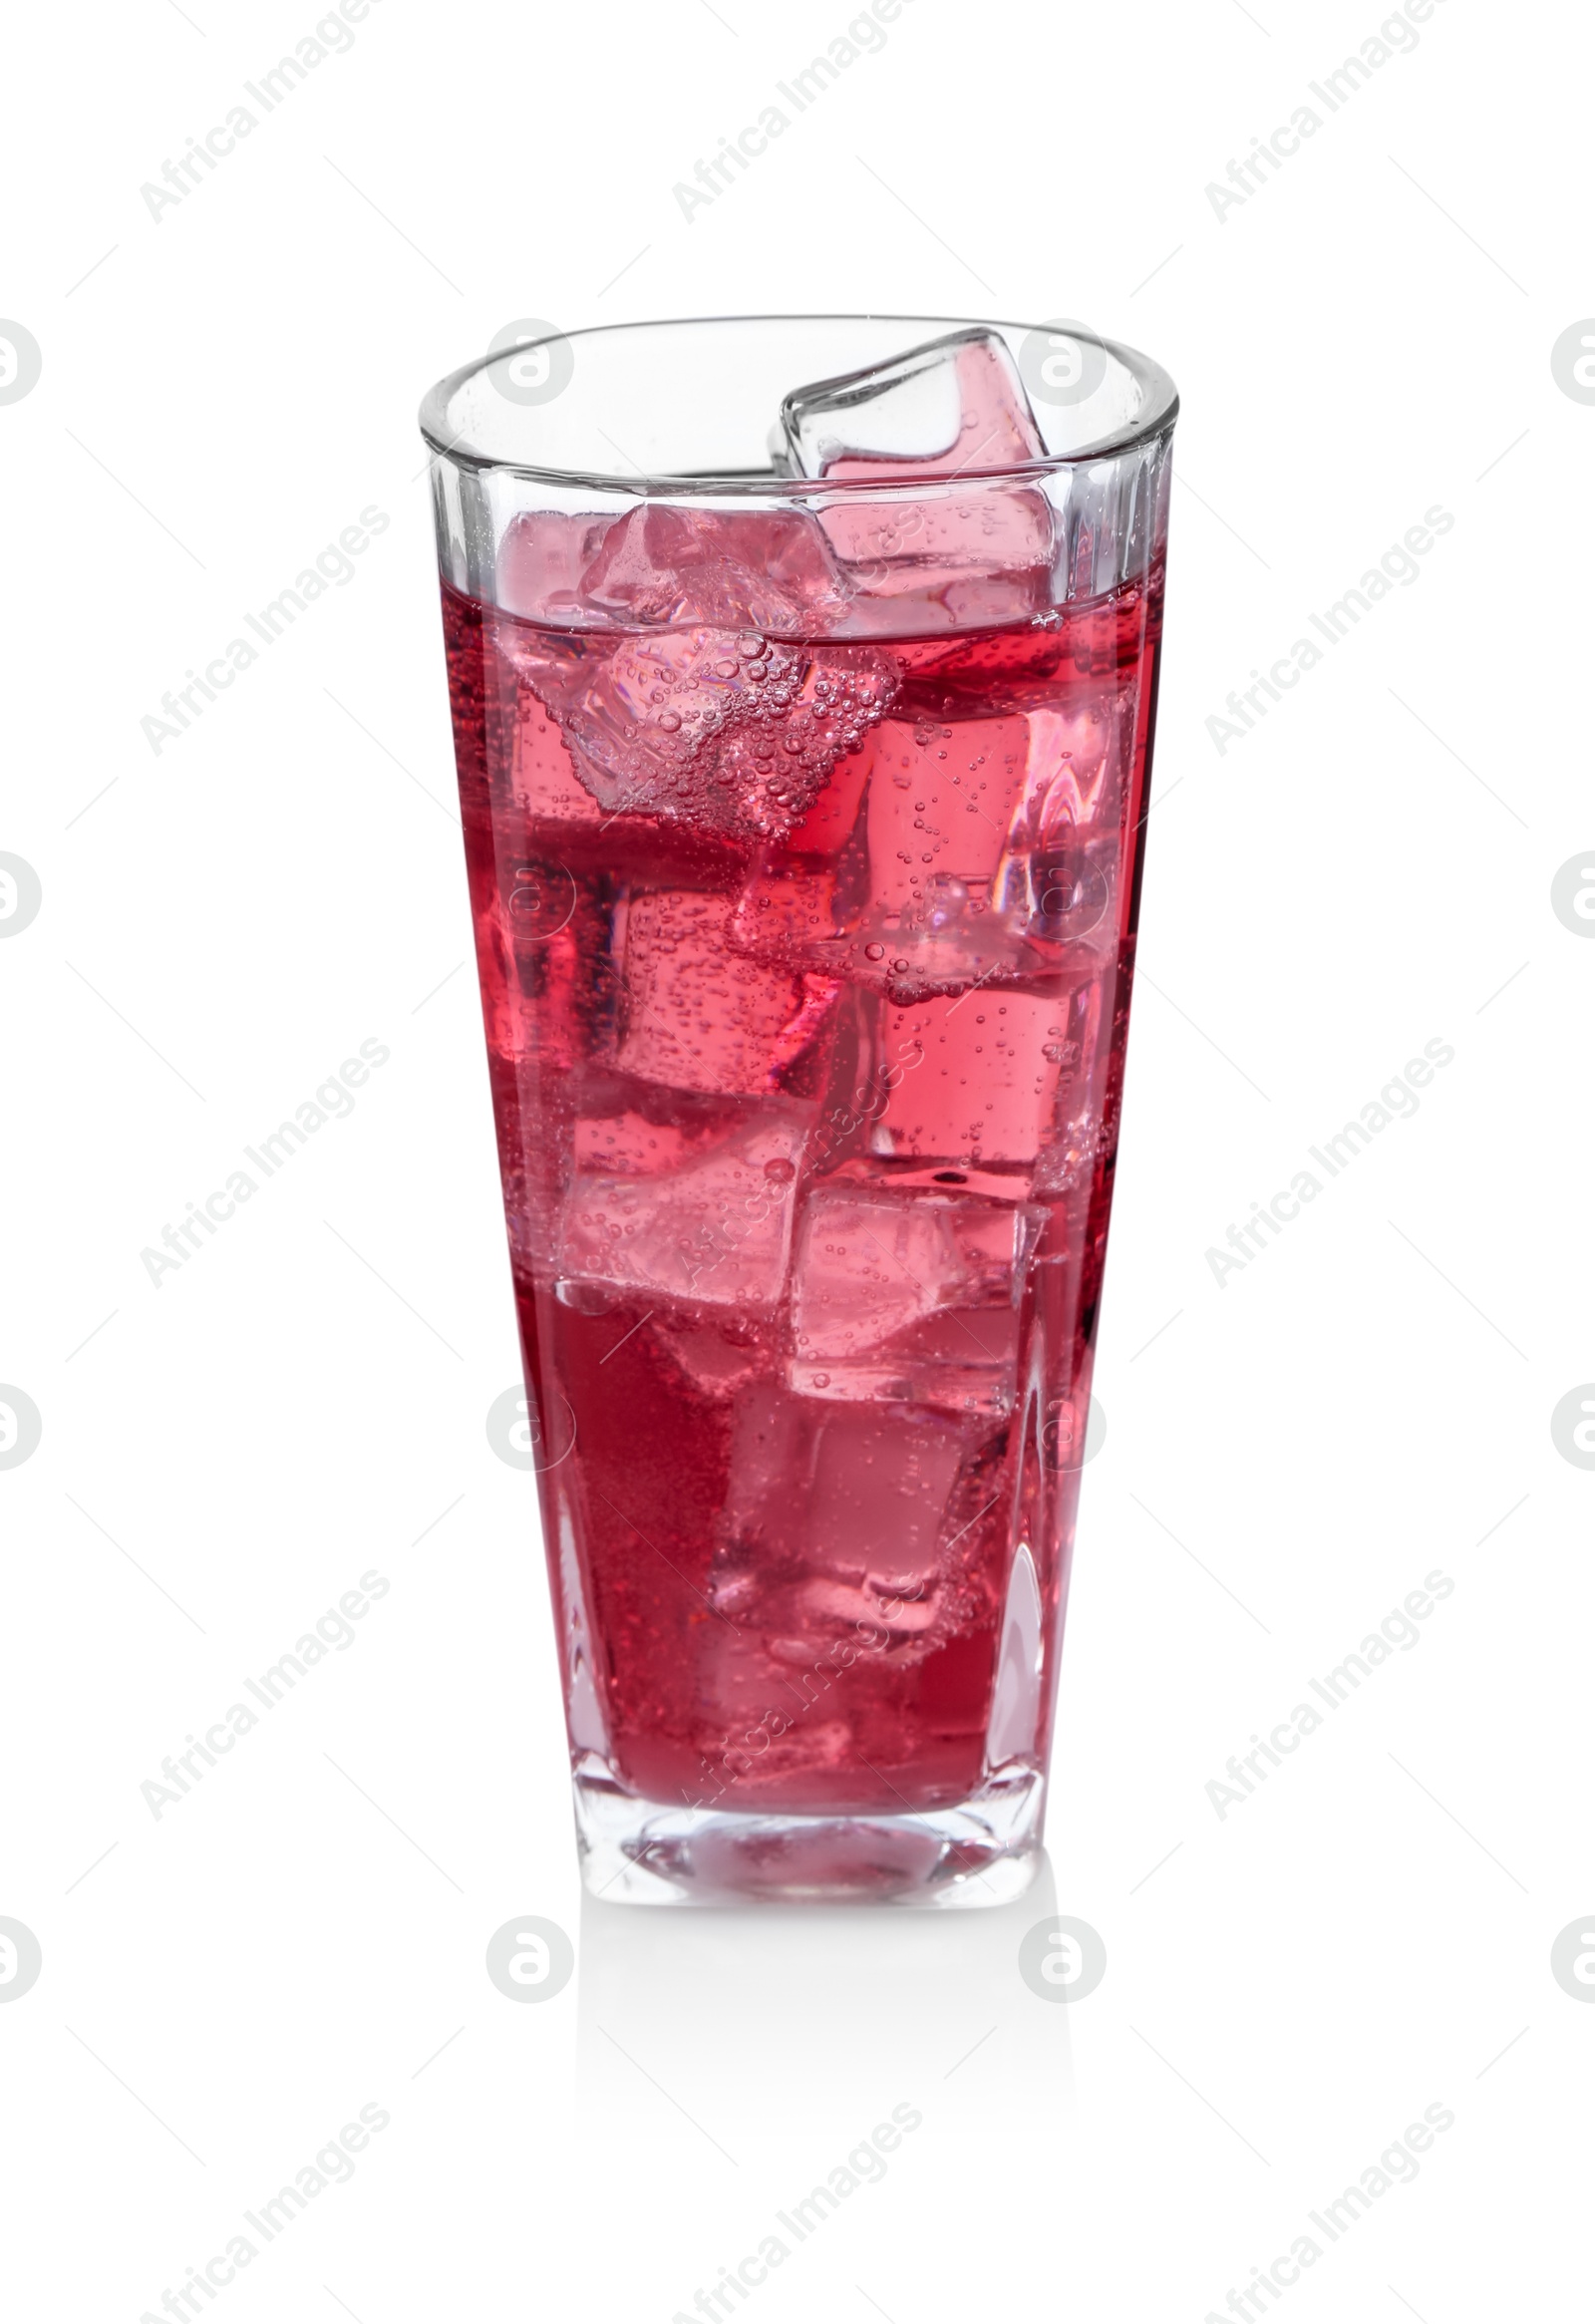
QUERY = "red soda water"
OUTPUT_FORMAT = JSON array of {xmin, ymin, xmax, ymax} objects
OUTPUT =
[{"xmin": 443, "ymin": 549, "xmax": 1162, "ymax": 1822}]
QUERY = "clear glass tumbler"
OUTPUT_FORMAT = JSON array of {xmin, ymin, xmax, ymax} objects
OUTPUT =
[{"xmin": 422, "ymin": 316, "xmax": 1176, "ymax": 1903}]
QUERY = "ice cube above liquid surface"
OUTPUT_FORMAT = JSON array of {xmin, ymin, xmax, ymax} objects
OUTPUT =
[
  {"xmin": 443, "ymin": 480, "xmax": 1164, "ymax": 1815},
  {"xmin": 779, "ymin": 329, "xmax": 1058, "ymax": 632},
  {"xmin": 780, "ymin": 327, "xmax": 1048, "ymax": 481}
]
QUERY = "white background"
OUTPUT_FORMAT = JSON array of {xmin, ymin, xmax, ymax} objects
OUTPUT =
[{"xmin": 3, "ymin": 1, "xmax": 1591, "ymax": 2317}]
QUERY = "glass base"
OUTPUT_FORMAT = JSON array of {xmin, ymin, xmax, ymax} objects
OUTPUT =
[{"xmin": 572, "ymin": 1758, "xmax": 1045, "ymax": 1907}]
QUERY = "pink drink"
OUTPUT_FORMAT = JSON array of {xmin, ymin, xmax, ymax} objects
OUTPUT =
[
  {"xmin": 426, "ymin": 314, "xmax": 1176, "ymax": 1898},
  {"xmin": 444, "ymin": 555, "xmax": 1163, "ymax": 1824}
]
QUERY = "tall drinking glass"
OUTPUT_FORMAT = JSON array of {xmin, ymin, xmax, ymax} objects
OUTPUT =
[{"xmin": 422, "ymin": 316, "xmax": 1176, "ymax": 1903}]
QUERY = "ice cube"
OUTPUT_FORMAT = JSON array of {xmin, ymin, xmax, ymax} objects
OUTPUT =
[
  {"xmin": 849, "ymin": 712, "xmax": 1037, "ymax": 990},
  {"xmin": 577, "ymin": 501, "xmax": 852, "ymax": 632},
  {"xmin": 824, "ymin": 502, "xmax": 1056, "ymax": 631},
  {"xmin": 789, "ymin": 1183, "xmax": 1023, "ymax": 1415},
  {"xmin": 495, "ymin": 502, "xmax": 855, "ymax": 632},
  {"xmin": 724, "ymin": 735, "xmax": 877, "ymax": 968},
  {"xmin": 507, "ymin": 687, "xmax": 605, "ymax": 826},
  {"xmin": 780, "ymin": 329, "xmax": 1055, "ymax": 628},
  {"xmin": 727, "ymin": 711, "xmax": 1034, "ymax": 987},
  {"xmin": 802, "ymin": 1403, "xmax": 975, "ymax": 1590},
  {"xmin": 556, "ymin": 1105, "xmax": 807, "ymax": 1310},
  {"xmin": 728, "ymin": 707, "xmax": 1040, "ymax": 990},
  {"xmin": 728, "ymin": 864, "xmax": 847, "ymax": 964},
  {"xmin": 873, "ymin": 989, "xmax": 1066, "ymax": 1164},
  {"xmin": 515, "ymin": 623, "xmax": 897, "ymax": 843},
  {"xmin": 651, "ymin": 1310, "xmax": 774, "ymax": 1401},
  {"xmin": 782, "ymin": 329, "xmax": 1047, "ymax": 481},
  {"xmin": 496, "ymin": 508, "xmax": 617, "ymax": 624},
  {"xmin": 713, "ymin": 1387, "xmax": 990, "ymax": 1657},
  {"xmin": 707, "ymin": 654, "xmax": 894, "ymax": 838},
  {"xmin": 783, "ymin": 728, "xmax": 878, "ymax": 855},
  {"xmin": 617, "ymin": 888, "xmax": 839, "ymax": 1097},
  {"xmin": 550, "ymin": 626, "xmax": 804, "ymax": 813}
]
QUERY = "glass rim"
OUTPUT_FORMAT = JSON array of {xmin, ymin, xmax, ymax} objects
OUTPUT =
[{"xmin": 418, "ymin": 311, "xmax": 1179, "ymax": 498}]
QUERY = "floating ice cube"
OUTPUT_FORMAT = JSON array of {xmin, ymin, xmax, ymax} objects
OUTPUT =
[
  {"xmin": 724, "ymin": 736, "xmax": 877, "ymax": 968},
  {"xmin": 553, "ymin": 626, "xmax": 804, "ymax": 812},
  {"xmin": 789, "ymin": 1183, "xmax": 1024, "ymax": 1415},
  {"xmin": 556, "ymin": 1105, "xmax": 807, "ymax": 1310},
  {"xmin": 726, "ymin": 710, "xmax": 1043, "ymax": 989},
  {"xmin": 496, "ymin": 509, "xmax": 616, "ymax": 624},
  {"xmin": 855, "ymin": 698, "xmax": 1124, "ymax": 980},
  {"xmin": 617, "ymin": 888, "xmax": 839, "ymax": 1097},
  {"xmin": 780, "ymin": 329, "xmax": 1056, "ymax": 628},
  {"xmin": 707, "ymin": 655, "xmax": 894, "ymax": 839},
  {"xmin": 514, "ymin": 623, "xmax": 897, "ymax": 842},
  {"xmin": 535, "ymin": 673, "xmax": 1120, "ymax": 995},
  {"xmin": 851, "ymin": 712, "xmax": 1036, "ymax": 989},
  {"xmin": 821, "ymin": 487, "xmax": 1055, "ymax": 632},
  {"xmin": 873, "ymin": 989, "xmax": 1067, "ymax": 1164},
  {"xmin": 494, "ymin": 502, "xmax": 855, "ymax": 633},
  {"xmin": 577, "ymin": 502, "xmax": 852, "ymax": 632}
]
